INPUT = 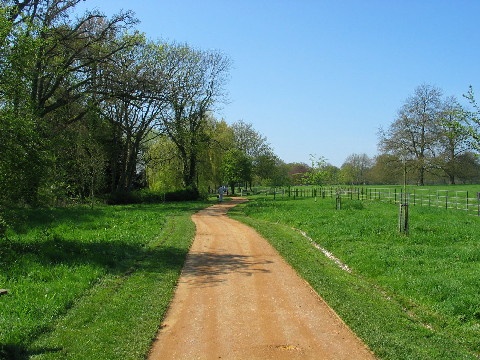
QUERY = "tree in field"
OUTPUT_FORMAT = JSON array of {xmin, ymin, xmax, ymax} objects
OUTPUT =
[
  {"xmin": 434, "ymin": 96, "xmax": 470, "ymax": 184},
  {"xmin": 367, "ymin": 154, "xmax": 404, "ymax": 185},
  {"xmin": 455, "ymin": 152, "xmax": 480, "ymax": 184},
  {"xmin": 0, "ymin": 0, "xmax": 136, "ymax": 123},
  {"xmin": 231, "ymin": 120, "xmax": 272, "ymax": 158},
  {"xmin": 146, "ymin": 116, "xmax": 235, "ymax": 194},
  {"xmin": 159, "ymin": 44, "xmax": 231, "ymax": 194},
  {"xmin": 221, "ymin": 148, "xmax": 252, "ymax": 194},
  {"xmin": 463, "ymin": 86, "xmax": 480, "ymax": 153},
  {"xmin": 303, "ymin": 154, "xmax": 328, "ymax": 185},
  {"xmin": 145, "ymin": 135, "xmax": 184, "ymax": 192},
  {"xmin": 322, "ymin": 164, "xmax": 340, "ymax": 185},
  {"xmin": 340, "ymin": 153, "xmax": 373, "ymax": 185},
  {"xmin": 287, "ymin": 162, "xmax": 310, "ymax": 186},
  {"xmin": 379, "ymin": 84, "xmax": 443, "ymax": 185},
  {"xmin": 231, "ymin": 120, "xmax": 278, "ymax": 186},
  {"xmin": 196, "ymin": 117, "xmax": 234, "ymax": 192}
]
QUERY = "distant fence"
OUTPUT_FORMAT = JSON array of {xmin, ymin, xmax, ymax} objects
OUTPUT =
[{"xmin": 266, "ymin": 187, "xmax": 480, "ymax": 216}]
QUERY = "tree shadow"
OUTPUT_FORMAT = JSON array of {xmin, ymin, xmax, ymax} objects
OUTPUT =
[
  {"xmin": 4, "ymin": 202, "xmax": 206, "ymax": 235},
  {"xmin": 1, "ymin": 235, "xmax": 189, "ymax": 277},
  {"xmin": 0, "ymin": 204, "xmax": 196, "ymax": 359},
  {"xmin": 180, "ymin": 251, "xmax": 273, "ymax": 287},
  {"xmin": 0, "ymin": 344, "xmax": 63, "ymax": 360},
  {"xmin": 0, "ymin": 202, "xmax": 203, "ymax": 275}
]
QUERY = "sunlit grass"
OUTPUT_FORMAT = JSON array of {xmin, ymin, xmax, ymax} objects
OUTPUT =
[
  {"xmin": 229, "ymin": 196, "xmax": 480, "ymax": 359},
  {"xmin": 0, "ymin": 202, "xmax": 207, "ymax": 359}
]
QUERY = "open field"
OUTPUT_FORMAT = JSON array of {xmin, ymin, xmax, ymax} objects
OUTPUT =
[
  {"xmin": 0, "ymin": 202, "xmax": 208, "ymax": 359},
  {"xmin": 257, "ymin": 184, "xmax": 480, "ymax": 216},
  {"xmin": 229, "ymin": 194, "xmax": 480, "ymax": 359},
  {"xmin": 2, "ymin": 191, "xmax": 479, "ymax": 360}
]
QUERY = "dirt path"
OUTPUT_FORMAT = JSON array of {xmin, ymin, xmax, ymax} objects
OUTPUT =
[{"xmin": 148, "ymin": 198, "xmax": 376, "ymax": 360}]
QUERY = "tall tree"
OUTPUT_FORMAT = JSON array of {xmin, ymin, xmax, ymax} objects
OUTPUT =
[
  {"xmin": 0, "ymin": 0, "xmax": 137, "ymax": 122},
  {"xmin": 434, "ymin": 96, "xmax": 470, "ymax": 184},
  {"xmin": 197, "ymin": 117, "xmax": 234, "ymax": 191},
  {"xmin": 379, "ymin": 84, "xmax": 443, "ymax": 185},
  {"xmin": 145, "ymin": 135, "xmax": 184, "ymax": 192},
  {"xmin": 0, "ymin": 0, "xmax": 137, "ymax": 205},
  {"xmin": 159, "ymin": 44, "xmax": 231, "ymax": 194},
  {"xmin": 221, "ymin": 148, "xmax": 252, "ymax": 194},
  {"xmin": 303, "ymin": 154, "xmax": 328, "ymax": 185},
  {"xmin": 368, "ymin": 154, "xmax": 404, "ymax": 185},
  {"xmin": 287, "ymin": 162, "xmax": 310, "ymax": 186},
  {"xmin": 98, "ymin": 37, "xmax": 167, "ymax": 192},
  {"xmin": 231, "ymin": 120, "xmax": 277, "ymax": 185},
  {"xmin": 463, "ymin": 86, "xmax": 480, "ymax": 153},
  {"xmin": 231, "ymin": 120, "xmax": 272, "ymax": 158},
  {"xmin": 340, "ymin": 153, "xmax": 373, "ymax": 185}
]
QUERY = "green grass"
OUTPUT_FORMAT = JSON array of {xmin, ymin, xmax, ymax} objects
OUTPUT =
[
  {"xmin": 0, "ymin": 201, "xmax": 208, "ymax": 359},
  {"xmin": 3, "ymin": 193, "xmax": 479, "ymax": 359},
  {"xmin": 229, "ymin": 196, "xmax": 480, "ymax": 360}
]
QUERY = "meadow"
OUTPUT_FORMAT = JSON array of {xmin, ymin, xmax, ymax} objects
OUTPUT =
[
  {"xmin": 2, "ymin": 187, "xmax": 479, "ymax": 360},
  {"xmin": 229, "ymin": 192, "xmax": 480, "ymax": 360},
  {"xmin": 0, "ymin": 201, "xmax": 207, "ymax": 359}
]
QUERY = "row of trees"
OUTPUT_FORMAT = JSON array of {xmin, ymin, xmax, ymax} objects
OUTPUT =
[
  {"xmin": 145, "ymin": 119, "xmax": 285, "ymax": 195},
  {"xmin": 378, "ymin": 84, "xmax": 480, "ymax": 185},
  {"xmin": 0, "ymin": 0, "xmax": 241, "ymax": 207},
  {"xmin": 0, "ymin": 0, "xmax": 294, "ymax": 209},
  {"xmin": 284, "ymin": 84, "xmax": 480, "ymax": 187},
  {"xmin": 215, "ymin": 84, "xmax": 480, "ymax": 189},
  {"xmin": 1, "ymin": 2, "xmax": 479, "ymax": 211}
]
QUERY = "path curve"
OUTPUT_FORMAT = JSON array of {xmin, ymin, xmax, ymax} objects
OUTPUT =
[{"xmin": 148, "ymin": 198, "xmax": 376, "ymax": 360}]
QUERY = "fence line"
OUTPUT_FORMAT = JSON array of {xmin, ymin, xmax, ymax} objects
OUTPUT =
[{"xmin": 266, "ymin": 187, "xmax": 480, "ymax": 216}]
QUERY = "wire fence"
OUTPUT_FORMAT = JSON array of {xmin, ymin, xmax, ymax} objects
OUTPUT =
[{"xmin": 265, "ymin": 187, "xmax": 480, "ymax": 216}]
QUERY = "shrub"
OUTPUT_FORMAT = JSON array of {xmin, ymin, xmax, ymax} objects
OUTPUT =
[
  {"xmin": 106, "ymin": 188, "xmax": 201, "ymax": 205},
  {"xmin": 0, "ymin": 212, "xmax": 7, "ymax": 239}
]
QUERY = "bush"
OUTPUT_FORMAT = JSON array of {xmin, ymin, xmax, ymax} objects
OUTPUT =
[
  {"xmin": 106, "ymin": 188, "xmax": 201, "ymax": 205},
  {"xmin": 105, "ymin": 191, "xmax": 139, "ymax": 205},
  {"xmin": 164, "ymin": 188, "xmax": 200, "ymax": 202},
  {"xmin": 0, "ymin": 211, "xmax": 7, "ymax": 239}
]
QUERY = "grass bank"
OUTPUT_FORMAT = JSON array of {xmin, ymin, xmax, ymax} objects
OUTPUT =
[
  {"xmin": 0, "ymin": 201, "xmax": 208, "ymax": 359},
  {"xmin": 229, "ymin": 196, "xmax": 480, "ymax": 360}
]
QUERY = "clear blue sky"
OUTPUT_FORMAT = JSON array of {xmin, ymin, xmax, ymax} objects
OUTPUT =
[{"xmin": 75, "ymin": 0, "xmax": 480, "ymax": 167}]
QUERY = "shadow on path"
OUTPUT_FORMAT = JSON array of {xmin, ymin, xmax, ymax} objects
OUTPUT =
[{"xmin": 180, "ymin": 251, "xmax": 272, "ymax": 287}]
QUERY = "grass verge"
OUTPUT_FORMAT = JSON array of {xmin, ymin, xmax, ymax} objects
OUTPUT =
[
  {"xmin": 229, "ymin": 196, "xmax": 480, "ymax": 360},
  {"xmin": 0, "ymin": 201, "xmax": 207, "ymax": 360}
]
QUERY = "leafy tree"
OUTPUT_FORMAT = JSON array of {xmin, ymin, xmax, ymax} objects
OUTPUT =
[
  {"xmin": 434, "ymin": 96, "xmax": 470, "ymax": 184},
  {"xmin": 340, "ymin": 153, "xmax": 373, "ymax": 185},
  {"xmin": 379, "ymin": 84, "xmax": 443, "ymax": 185},
  {"xmin": 368, "ymin": 154, "xmax": 404, "ymax": 185},
  {"xmin": 231, "ymin": 120, "xmax": 272, "ymax": 158},
  {"xmin": 455, "ymin": 152, "xmax": 480, "ymax": 184},
  {"xmin": 268, "ymin": 159, "xmax": 291, "ymax": 187},
  {"xmin": 463, "ymin": 86, "xmax": 480, "ymax": 153},
  {"xmin": 0, "ymin": 108, "xmax": 43, "ymax": 205},
  {"xmin": 0, "ymin": 0, "xmax": 136, "ymax": 205},
  {"xmin": 196, "ymin": 117, "xmax": 234, "ymax": 192},
  {"xmin": 145, "ymin": 135, "xmax": 184, "ymax": 193},
  {"xmin": 98, "ymin": 36, "xmax": 167, "ymax": 193},
  {"xmin": 160, "ymin": 44, "xmax": 231, "ymax": 194},
  {"xmin": 222, "ymin": 148, "xmax": 252, "ymax": 194},
  {"xmin": 230, "ymin": 120, "xmax": 278, "ymax": 186},
  {"xmin": 322, "ymin": 164, "xmax": 340, "ymax": 185},
  {"xmin": 287, "ymin": 162, "xmax": 310, "ymax": 186},
  {"xmin": 303, "ymin": 155, "xmax": 328, "ymax": 185},
  {"xmin": 253, "ymin": 153, "xmax": 278, "ymax": 186}
]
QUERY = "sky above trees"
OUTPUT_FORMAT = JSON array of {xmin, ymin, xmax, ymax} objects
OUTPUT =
[{"xmin": 75, "ymin": 0, "xmax": 480, "ymax": 166}]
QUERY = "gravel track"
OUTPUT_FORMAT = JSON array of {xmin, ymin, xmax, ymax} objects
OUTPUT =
[{"xmin": 148, "ymin": 198, "xmax": 376, "ymax": 360}]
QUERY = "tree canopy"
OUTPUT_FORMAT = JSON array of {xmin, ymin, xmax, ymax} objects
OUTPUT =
[{"xmin": 1, "ymin": 1, "xmax": 479, "ymax": 214}]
